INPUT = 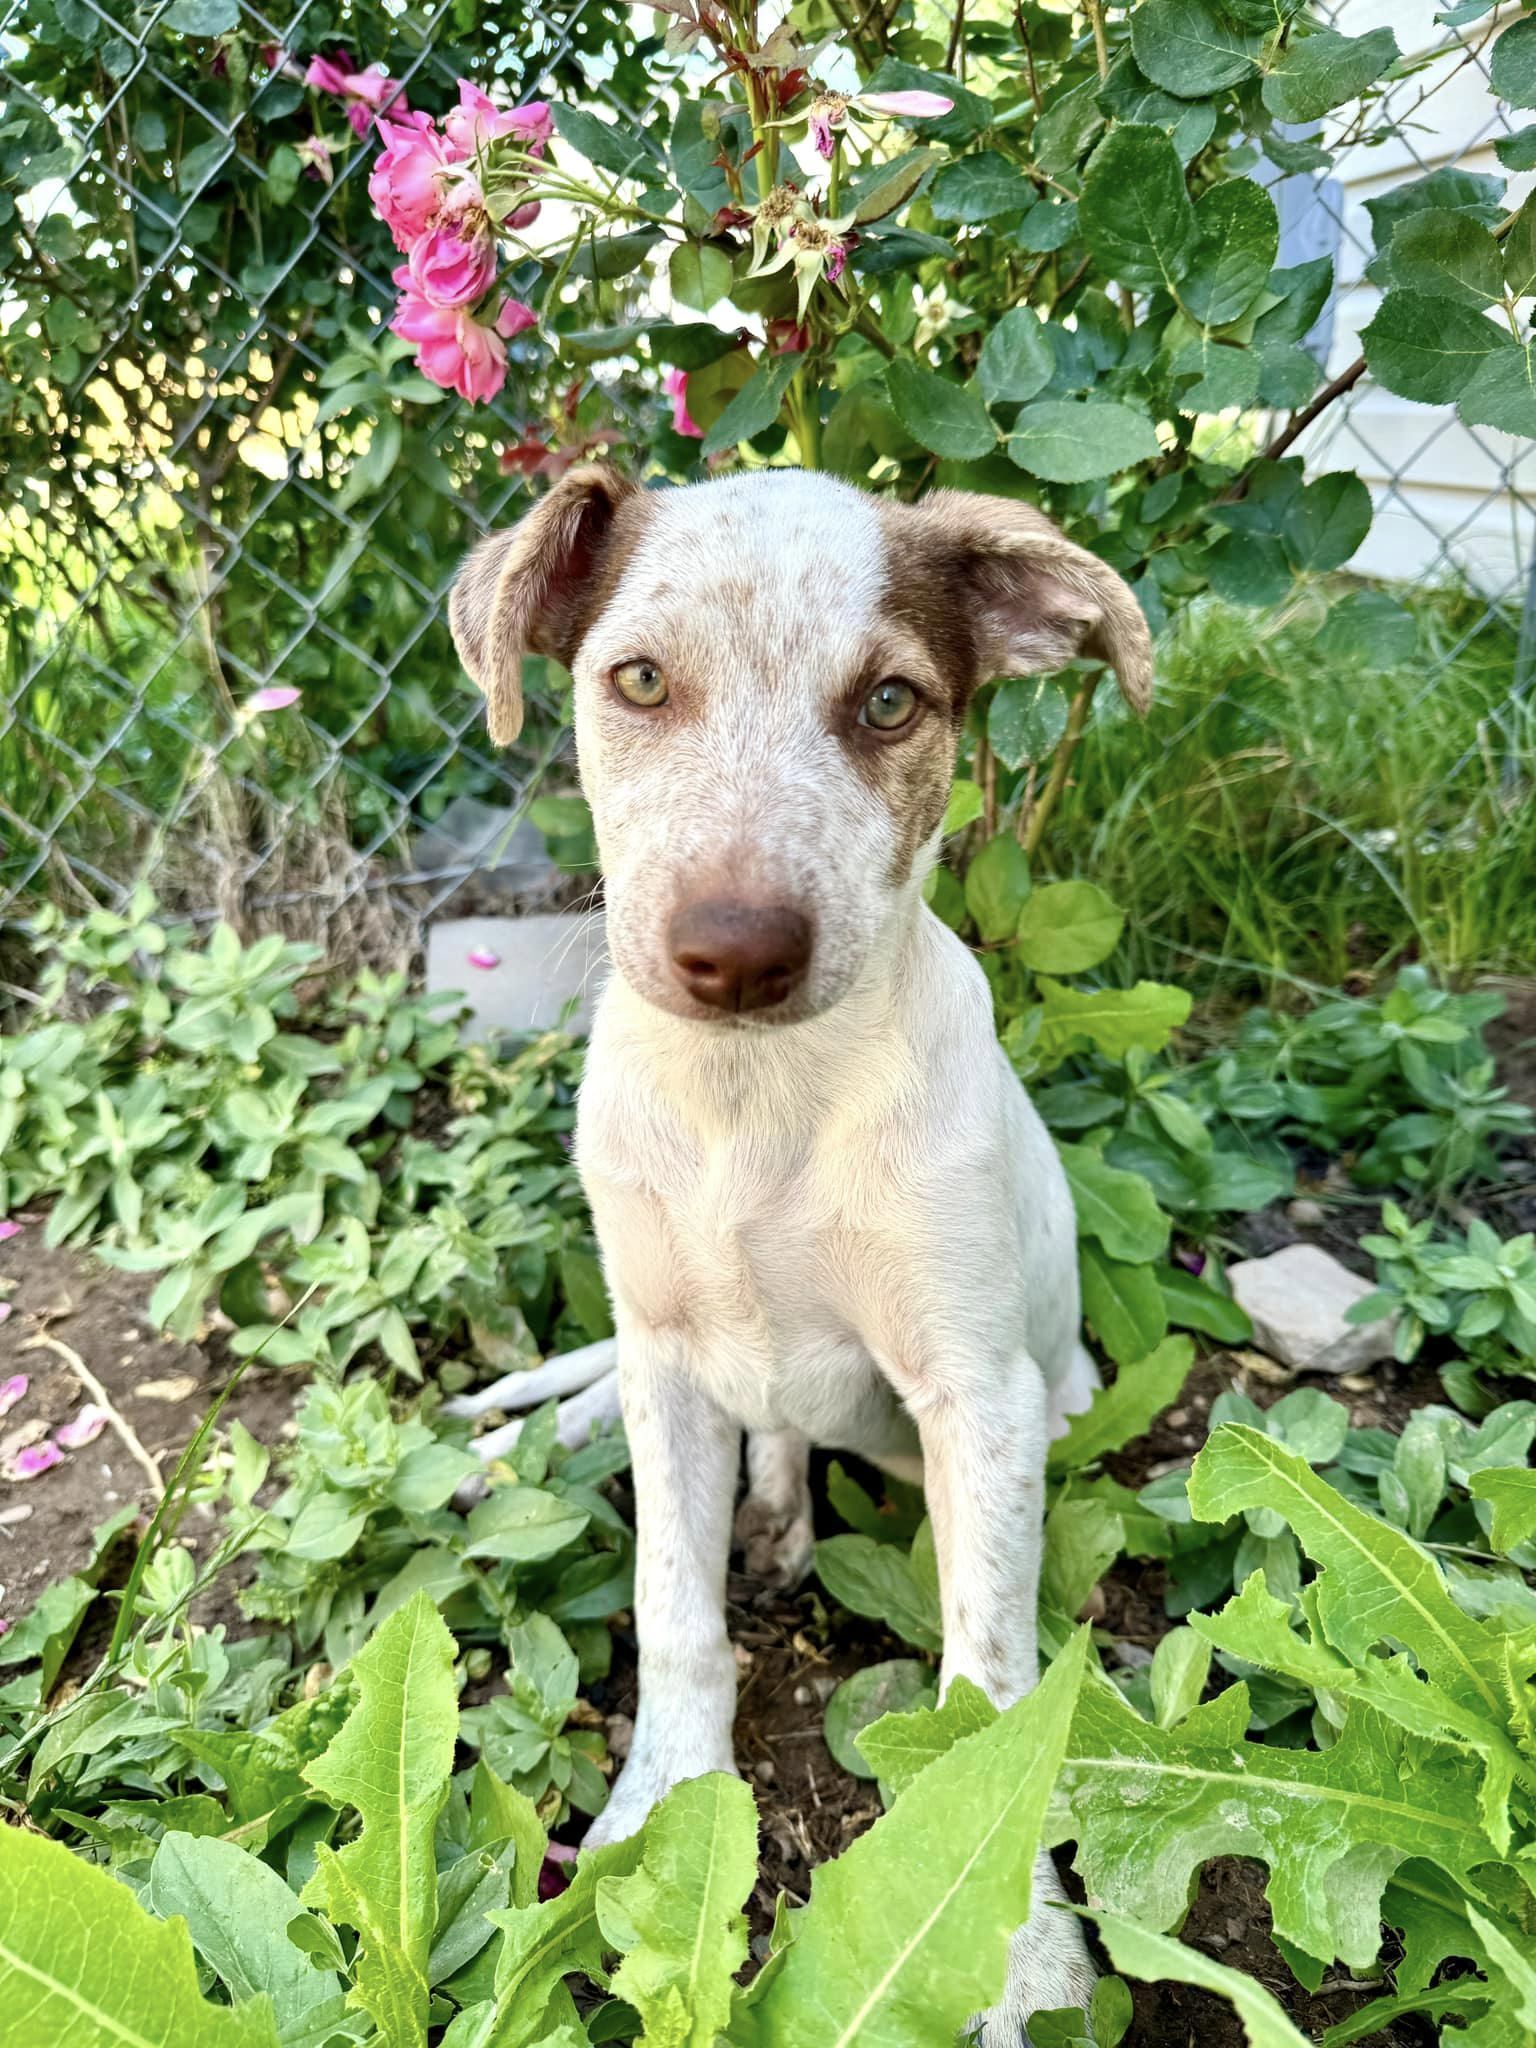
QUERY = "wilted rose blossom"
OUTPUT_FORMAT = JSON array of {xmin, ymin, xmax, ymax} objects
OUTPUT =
[
  {"xmin": 408, "ymin": 221, "xmax": 497, "ymax": 309},
  {"xmin": 295, "ymin": 135, "xmax": 337, "ymax": 184},
  {"xmin": 664, "ymin": 368, "xmax": 702, "ymax": 439},
  {"xmin": 496, "ymin": 298, "xmax": 536, "ymax": 340},
  {"xmin": 767, "ymin": 317, "xmax": 809, "ymax": 354},
  {"xmin": 0, "ymin": 1375, "xmax": 27, "ymax": 1419},
  {"xmin": 369, "ymin": 113, "xmax": 453, "ymax": 251},
  {"xmin": 56, "ymin": 1405, "xmax": 108, "ymax": 1451},
  {"xmin": 306, "ymin": 53, "xmax": 408, "ymax": 136},
  {"xmin": 246, "ymin": 684, "xmax": 301, "ymax": 713},
  {"xmin": 443, "ymin": 82, "xmax": 553, "ymax": 157},
  {"xmin": 7, "ymin": 1444, "xmax": 62, "ymax": 1481},
  {"xmin": 391, "ymin": 292, "xmax": 510, "ymax": 402}
]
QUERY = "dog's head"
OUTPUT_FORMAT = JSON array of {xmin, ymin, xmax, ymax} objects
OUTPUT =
[{"xmin": 451, "ymin": 465, "xmax": 1151, "ymax": 1027}]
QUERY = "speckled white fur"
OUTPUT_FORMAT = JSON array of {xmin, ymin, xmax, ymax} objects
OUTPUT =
[{"xmin": 451, "ymin": 468, "xmax": 1138, "ymax": 2041}]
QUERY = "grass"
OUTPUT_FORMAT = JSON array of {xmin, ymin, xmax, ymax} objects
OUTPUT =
[{"xmin": 1059, "ymin": 584, "xmax": 1534, "ymax": 996}]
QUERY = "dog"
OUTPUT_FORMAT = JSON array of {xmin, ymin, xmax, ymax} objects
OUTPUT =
[{"xmin": 446, "ymin": 463, "xmax": 1152, "ymax": 2038}]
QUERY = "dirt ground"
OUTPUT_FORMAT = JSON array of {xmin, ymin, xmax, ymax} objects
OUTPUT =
[{"xmin": 0, "ymin": 1233, "xmax": 1495, "ymax": 2047}]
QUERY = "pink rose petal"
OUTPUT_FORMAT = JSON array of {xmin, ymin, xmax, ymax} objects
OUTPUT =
[
  {"xmin": 9, "ymin": 1444, "xmax": 63, "ymax": 1480},
  {"xmin": 56, "ymin": 1404, "xmax": 108, "ymax": 1451},
  {"xmin": 0, "ymin": 1221, "xmax": 19, "ymax": 1242},
  {"xmin": 857, "ymin": 89, "xmax": 954, "ymax": 118},
  {"xmin": 247, "ymin": 685, "xmax": 302, "ymax": 713},
  {"xmin": 0, "ymin": 1304, "xmax": 10, "ymax": 1326},
  {"xmin": 467, "ymin": 946, "xmax": 501, "ymax": 970},
  {"xmin": 0, "ymin": 1618, "xmax": 10, "ymax": 1639},
  {"xmin": 0, "ymin": 1373, "xmax": 26, "ymax": 1416}
]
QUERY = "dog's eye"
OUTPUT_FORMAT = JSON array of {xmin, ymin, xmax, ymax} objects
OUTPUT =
[
  {"xmin": 613, "ymin": 659, "xmax": 668, "ymax": 708},
  {"xmin": 859, "ymin": 678, "xmax": 918, "ymax": 732}
]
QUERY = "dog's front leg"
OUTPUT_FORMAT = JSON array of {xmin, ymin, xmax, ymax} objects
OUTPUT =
[
  {"xmin": 582, "ymin": 1321, "xmax": 741, "ymax": 1849},
  {"xmin": 907, "ymin": 1357, "xmax": 1096, "ymax": 2042}
]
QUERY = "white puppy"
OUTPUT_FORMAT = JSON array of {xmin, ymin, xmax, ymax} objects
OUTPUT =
[{"xmin": 449, "ymin": 464, "xmax": 1151, "ymax": 2037}]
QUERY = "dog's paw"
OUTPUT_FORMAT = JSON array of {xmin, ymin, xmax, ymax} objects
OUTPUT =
[
  {"xmin": 971, "ymin": 1863, "xmax": 1097, "ymax": 2046},
  {"xmin": 734, "ymin": 1493, "xmax": 815, "ymax": 1589}
]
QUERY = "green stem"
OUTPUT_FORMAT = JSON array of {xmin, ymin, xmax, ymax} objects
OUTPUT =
[
  {"xmin": 1022, "ymin": 672, "xmax": 1099, "ymax": 858},
  {"xmin": 793, "ymin": 366, "xmax": 822, "ymax": 469}
]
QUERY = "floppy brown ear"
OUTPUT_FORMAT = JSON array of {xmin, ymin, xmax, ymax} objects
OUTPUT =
[
  {"xmin": 917, "ymin": 490, "xmax": 1155, "ymax": 714},
  {"xmin": 449, "ymin": 463, "xmax": 638, "ymax": 746}
]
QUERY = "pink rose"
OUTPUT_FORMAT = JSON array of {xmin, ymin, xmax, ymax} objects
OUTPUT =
[
  {"xmin": 444, "ymin": 82, "xmax": 553, "ymax": 157},
  {"xmin": 664, "ymin": 368, "xmax": 703, "ymax": 439},
  {"xmin": 369, "ymin": 113, "xmax": 452, "ymax": 251},
  {"xmin": 407, "ymin": 221, "xmax": 497, "ymax": 309},
  {"xmin": 306, "ymin": 52, "xmax": 407, "ymax": 136},
  {"xmin": 305, "ymin": 51, "xmax": 354, "ymax": 96},
  {"xmin": 496, "ymin": 297, "xmax": 536, "ymax": 339},
  {"xmin": 391, "ymin": 293, "xmax": 509, "ymax": 403}
]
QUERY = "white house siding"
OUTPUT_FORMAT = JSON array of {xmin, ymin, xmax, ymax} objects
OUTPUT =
[{"xmin": 1288, "ymin": 1, "xmax": 1534, "ymax": 594}]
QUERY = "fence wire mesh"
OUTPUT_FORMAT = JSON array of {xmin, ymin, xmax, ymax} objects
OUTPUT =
[{"xmin": 1, "ymin": 1, "xmax": 1530, "ymax": 975}]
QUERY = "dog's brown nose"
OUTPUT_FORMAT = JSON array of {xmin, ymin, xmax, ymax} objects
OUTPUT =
[{"xmin": 667, "ymin": 899, "xmax": 813, "ymax": 1014}]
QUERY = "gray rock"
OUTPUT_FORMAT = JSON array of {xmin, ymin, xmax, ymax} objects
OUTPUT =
[
  {"xmin": 426, "ymin": 912, "xmax": 608, "ymax": 1039},
  {"xmin": 1227, "ymin": 1242, "xmax": 1396, "ymax": 1375}
]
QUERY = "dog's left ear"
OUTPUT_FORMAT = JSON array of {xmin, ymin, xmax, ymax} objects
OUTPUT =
[
  {"xmin": 915, "ymin": 491, "xmax": 1154, "ymax": 714},
  {"xmin": 449, "ymin": 462, "xmax": 637, "ymax": 746}
]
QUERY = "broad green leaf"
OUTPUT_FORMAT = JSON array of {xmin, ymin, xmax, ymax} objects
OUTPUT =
[
  {"xmin": 1080, "ymin": 1245, "xmax": 1169, "ymax": 1369},
  {"xmin": 1156, "ymin": 1265, "xmax": 1252, "ymax": 1344},
  {"xmin": 1131, "ymin": 0, "xmax": 1262, "ymax": 97},
  {"xmin": 976, "ymin": 309, "xmax": 1055, "ymax": 406},
  {"xmin": 0, "ymin": 1826, "xmax": 279, "ymax": 2048},
  {"xmin": 1470, "ymin": 1467, "xmax": 1536, "ymax": 1552},
  {"xmin": 988, "ymin": 674, "xmax": 1067, "ymax": 767},
  {"xmin": 1203, "ymin": 531, "xmax": 1292, "ymax": 607},
  {"xmin": 1457, "ymin": 340, "xmax": 1536, "ymax": 437},
  {"xmin": 824, "ymin": 1660, "xmax": 937, "ymax": 1778},
  {"xmin": 166, "ymin": 0, "xmax": 240, "ymax": 29},
  {"xmin": 1188, "ymin": 1428, "xmax": 1511, "ymax": 1725},
  {"xmin": 1385, "ymin": 208, "xmax": 1502, "ymax": 308},
  {"xmin": 1042, "ymin": 1495, "xmax": 1125, "ymax": 1620},
  {"xmin": 942, "ymin": 778, "xmax": 984, "ymax": 834},
  {"xmin": 550, "ymin": 104, "xmax": 655, "ymax": 180},
  {"xmin": 669, "ymin": 242, "xmax": 732, "ymax": 312},
  {"xmin": 1091, "ymin": 1915, "xmax": 1309, "ymax": 2047},
  {"xmin": 850, "ymin": 148, "xmax": 938, "ymax": 225},
  {"xmin": 1501, "ymin": 194, "xmax": 1536, "ymax": 300},
  {"xmin": 814, "ymin": 1528, "xmax": 944, "ymax": 1653},
  {"xmin": 1016, "ymin": 881, "xmax": 1124, "ymax": 974},
  {"xmin": 700, "ymin": 353, "xmax": 801, "ymax": 458},
  {"xmin": 928, "ymin": 151, "xmax": 1033, "ymax": 224},
  {"xmin": 884, "ymin": 359, "xmax": 995, "ymax": 460},
  {"xmin": 1261, "ymin": 28, "xmax": 1398, "ymax": 123},
  {"xmin": 1188, "ymin": 1570, "xmax": 1356, "ymax": 1691},
  {"xmin": 1362, "ymin": 291, "xmax": 1511, "ymax": 404},
  {"xmin": 1491, "ymin": 14, "xmax": 1536, "ymax": 108},
  {"xmin": 598, "ymin": 1775, "xmax": 757, "ymax": 2048},
  {"xmin": 470, "ymin": 1761, "xmax": 549, "ymax": 1910},
  {"xmin": 465, "ymin": 1485, "xmax": 591, "ymax": 1563},
  {"xmin": 1057, "ymin": 1679, "xmax": 1495, "ymax": 1968},
  {"xmin": 1149, "ymin": 1627, "xmax": 1212, "ymax": 1728},
  {"xmin": 964, "ymin": 832, "xmax": 1031, "ymax": 941},
  {"xmin": 737, "ymin": 1631, "xmax": 1090, "ymax": 2047},
  {"xmin": 1079, "ymin": 126, "xmax": 1196, "ymax": 291},
  {"xmin": 1047, "ymin": 1336, "xmax": 1193, "ymax": 1475},
  {"xmin": 1036, "ymin": 978, "xmax": 1192, "ymax": 1063},
  {"xmin": 302, "ymin": 1593, "xmax": 458, "ymax": 2047},
  {"xmin": 483, "ymin": 1835, "xmax": 646, "ymax": 2046},
  {"xmin": 1466, "ymin": 1907, "xmax": 1536, "ymax": 2027},
  {"xmin": 1281, "ymin": 471, "xmax": 1372, "ymax": 572},
  {"xmin": 1058, "ymin": 1143, "xmax": 1171, "ymax": 1264},
  {"xmin": 147, "ymin": 1833, "xmax": 347, "ymax": 2048},
  {"xmin": 1182, "ymin": 180, "xmax": 1279, "ymax": 326},
  {"xmin": 1007, "ymin": 400, "xmax": 1161, "ymax": 483},
  {"xmin": 1311, "ymin": 591, "xmax": 1418, "ymax": 669},
  {"xmin": 855, "ymin": 1674, "xmax": 997, "ymax": 1801}
]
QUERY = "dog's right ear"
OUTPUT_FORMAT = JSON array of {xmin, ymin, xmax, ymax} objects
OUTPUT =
[{"xmin": 449, "ymin": 462, "xmax": 637, "ymax": 746}]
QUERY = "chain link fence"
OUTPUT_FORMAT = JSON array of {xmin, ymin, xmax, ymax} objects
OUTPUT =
[{"xmin": 1, "ymin": 1, "xmax": 1530, "ymax": 981}]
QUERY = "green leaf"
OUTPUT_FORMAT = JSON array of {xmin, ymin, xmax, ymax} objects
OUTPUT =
[
  {"xmin": 1496, "ymin": 123, "xmax": 1536, "ymax": 173},
  {"xmin": 1281, "ymin": 470, "xmax": 1372, "ymax": 572},
  {"xmin": 166, "ymin": 0, "xmax": 240, "ymax": 30},
  {"xmin": 1090, "ymin": 1915, "xmax": 1310, "ymax": 2047},
  {"xmin": 884, "ymin": 360, "xmax": 995, "ymax": 460},
  {"xmin": 943, "ymin": 779, "xmax": 984, "ymax": 834},
  {"xmin": 976, "ymin": 309, "xmax": 1055, "ymax": 406},
  {"xmin": 1058, "ymin": 1143, "xmax": 1171, "ymax": 1264},
  {"xmin": 825, "ymin": 1661, "xmax": 938, "ymax": 1778},
  {"xmin": 1080, "ymin": 1245, "xmax": 1170, "ymax": 1368},
  {"xmin": 1157, "ymin": 1266, "xmax": 1252, "ymax": 1344},
  {"xmin": 1047, "ymin": 1336, "xmax": 1193, "ymax": 1475},
  {"xmin": 1036, "ymin": 978, "xmax": 1192, "ymax": 1063},
  {"xmin": 1016, "ymin": 880, "xmax": 1124, "ymax": 975},
  {"xmin": 1043, "ymin": 1495, "xmax": 1125, "ymax": 1621},
  {"xmin": 850, "ymin": 148, "xmax": 938, "ymax": 225},
  {"xmin": 1079, "ymin": 126, "xmax": 1197, "ymax": 291},
  {"xmin": 301, "ymin": 1593, "xmax": 459, "ymax": 2048},
  {"xmin": 0, "ymin": 1826, "xmax": 279, "ymax": 2047},
  {"xmin": 929, "ymin": 151, "xmax": 1034, "ymax": 224},
  {"xmin": 597, "ymin": 1775, "xmax": 757, "ymax": 2048},
  {"xmin": 699, "ymin": 353, "xmax": 801, "ymax": 458},
  {"xmin": 1262, "ymin": 27, "xmax": 1398, "ymax": 123},
  {"xmin": 1457, "ymin": 340, "xmax": 1536, "ymax": 436},
  {"xmin": 964, "ymin": 832, "xmax": 1032, "ymax": 942},
  {"xmin": 814, "ymin": 1529, "xmax": 944, "ymax": 1653},
  {"xmin": 1202, "ymin": 532, "xmax": 1292, "ymax": 608},
  {"xmin": 1149, "ymin": 1627, "xmax": 1213, "ymax": 1729},
  {"xmin": 483, "ymin": 1835, "xmax": 646, "ymax": 2045},
  {"xmin": 1491, "ymin": 14, "xmax": 1536, "ymax": 108},
  {"xmin": 1008, "ymin": 400, "xmax": 1161, "ymax": 483},
  {"xmin": 1501, "ymin": 193, "xmax": 1536, "ymax": 301},
  {"xmin": 1182, "ymin": 180, "xmax": 1279, "ymax": 327},
  {"xmin": 855, "ymin": 1675, "xmax": 997, "ymax": 1802},
  {"xmin": 988, "ymin": 675, "xmax": 1068, "ymax": 768},
  {"xmin": 0, "ymin": 1574, "xmax": 96, "ymax": 1690},
  {"xmin": 1362, "ymin": 291, "xmax": 1511, "ymax": 404},
  {"xmin": 1470, "ymin": 1467, "xmax": 1536, "ymax": 1552},
  {"xmin": 737, "ymin": 1632, "xmax": 1091, "ymax": 2048},
  {"xmin": 1310, "ymin": 590, "xmax": 1417, "ymax": 669},
  {"xmin": 147, "ymin": 1834, "xmax": 347, "ymax": 2048},
  {"xmin": 550, "ymin": 104, "xmax": 656, "ymax": 180},
  {"xmin": 669, "ymin": 241, "xmax": 732, "ymax": 312},
  {"xmin": 1131, "ymin": 0, "xmax": 1262, "ymax": 97},
  {"xmin": 1385, "ymin": 208, "xmax": 1502, "ymax": 308}
]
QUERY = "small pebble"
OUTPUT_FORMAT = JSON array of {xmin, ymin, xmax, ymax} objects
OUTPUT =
[
  {"xmin": 605, "ymin": 1713, "xmax": 635, "ymax": 1760},
  {"xmin": 733, "ymin": 1642, "xmax": 755, "ymax": 1673},
  {"xmin": 792, "ymin": 1683, "xmax": 813, "ymax": 1707},
  {"xmin": 753, "ymin": 1758, "xmax": 776, "ymax": 1784},
  {"xmin": 1287, "ymin": 1198, "xmax": 1325, "ymax": 1227}
]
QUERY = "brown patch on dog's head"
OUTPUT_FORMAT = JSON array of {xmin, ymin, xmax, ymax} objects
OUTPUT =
[{"xmin": 449, "ymin": 463, "xmax": 647, "ymax": 745}]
